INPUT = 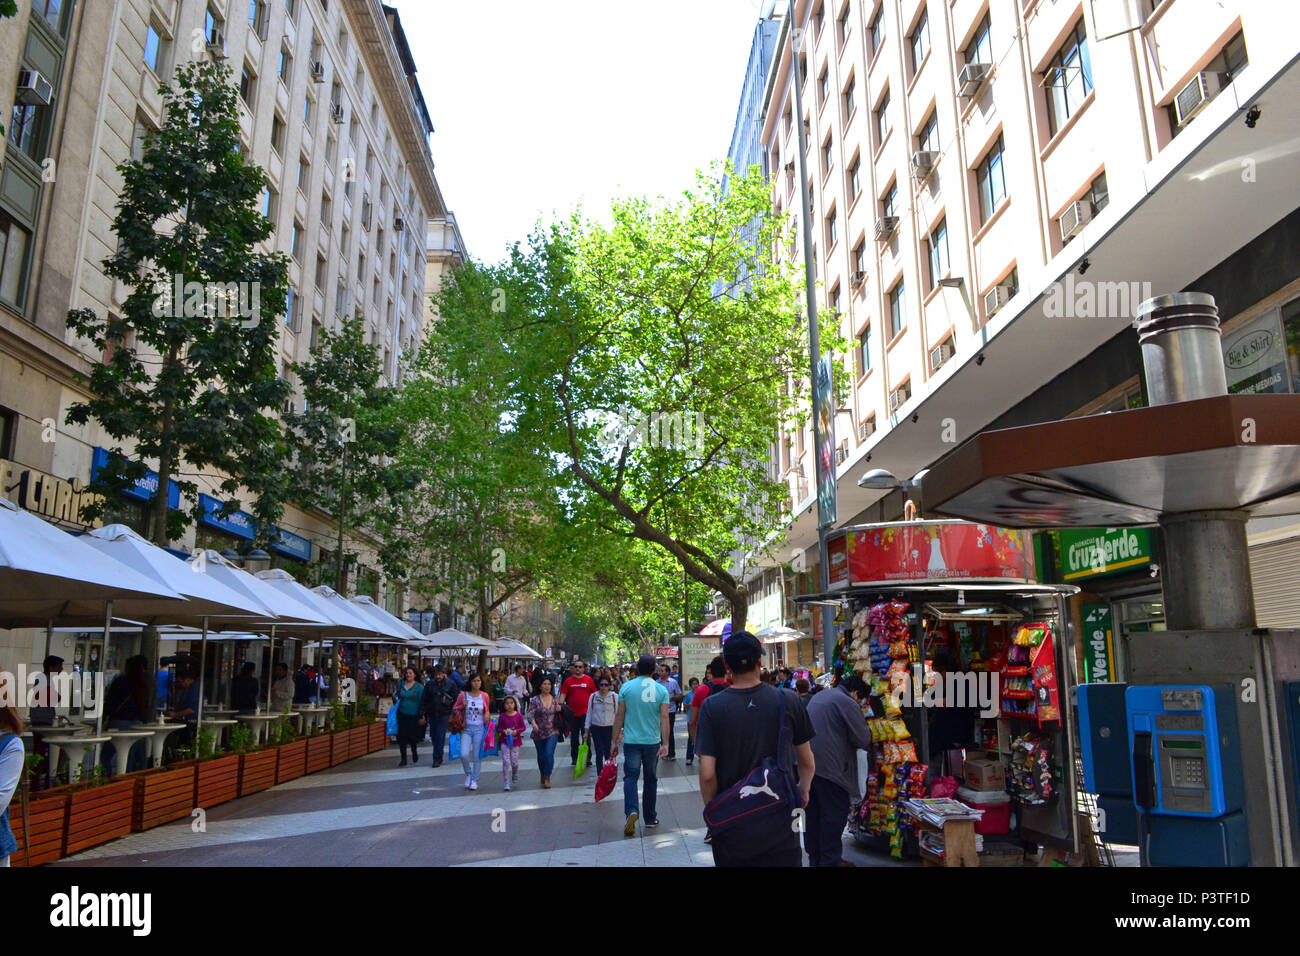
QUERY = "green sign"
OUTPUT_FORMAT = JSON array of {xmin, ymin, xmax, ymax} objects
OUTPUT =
[
  {"xmin": 1059, "ymin": 527, "xmax": 1152, "ymax": 581},
  {"xmin": 1081, "ymin": 602, "xmax": 1116, "ymax": 683}
]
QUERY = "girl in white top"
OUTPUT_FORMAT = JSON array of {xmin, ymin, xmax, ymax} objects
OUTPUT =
[{"xmin": 452, "ymin": 674, "xmax": 492, "ymax": 790}]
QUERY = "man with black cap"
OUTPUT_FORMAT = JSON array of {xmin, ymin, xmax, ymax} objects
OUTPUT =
[
  {"xmin": 695, "ymin": 631, "xmax": 815, "ymax": 867},
  {"xmin": 421, "ymin": 666, "xmax": 458, "ymax": 767}
]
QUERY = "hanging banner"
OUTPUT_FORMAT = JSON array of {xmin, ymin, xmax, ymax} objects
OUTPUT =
[
  {"xmin": 1081, "ymin": 602, "xmax": 1116, "ymax": 683},
  {"xmin": 1059, "ymin": 527, "xmax": 1152, "ymax": 580},
  {"xmin": 814, "ymin": 355, "xmax": 837, "ymax": 526},
  {"xmin": 829, "ymin": 521, "xmax": 1034, "ymax": 585}
]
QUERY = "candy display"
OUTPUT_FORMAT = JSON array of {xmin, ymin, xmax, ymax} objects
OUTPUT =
[{"xmin": 1008, "ymin": 732, "xmax": 1056, "ymax": 804}]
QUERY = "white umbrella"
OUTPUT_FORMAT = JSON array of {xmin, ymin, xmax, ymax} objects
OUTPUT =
[
  {"xmin": 489, "ymin": 637, "xmax": 543, "ymax": 660},
  {"xmin": 755, "ymin": 625, "xmax": 804, "ymax": 645},
  {"xmin": 0, "ymin": 498, "xmax": 188, "ymax": 627},
  {"xmin": 254, "ymin": 572, "xmax": 385, "ymax": 637},
  {"xmin": 419, "ymin": 628, "xmax": 496, "ymax": 650},
  {"xmin": 349, "ymin": 595, "xmax": 425, "ymax": 641}
]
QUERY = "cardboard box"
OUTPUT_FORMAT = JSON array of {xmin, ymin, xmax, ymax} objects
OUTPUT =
[{"xmin": 964, "ymin": 757, "xmax": 1005, "ymax": 791}]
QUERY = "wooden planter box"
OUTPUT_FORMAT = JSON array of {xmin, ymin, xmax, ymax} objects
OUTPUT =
[
  {"xmin": 9, "ymin": 788, "xmax": 70, "ymax": 867},
  {"xmin": 329, "ymin": 730, "xmax": 350, "ymax": 767},
  {"xmin": 65, "ymin": 778, "xmax": 135, "ymax": 856},
  {"xmin": 305, "ymin": 735, "xmax": 332, "ymax": 775},
  {"xmin": 238, "ymin": 749, "xmax": 278, "ymax": 797},
  {"xmin": 131, "ymin": 761, "xmax": 197, "ymax": 832},
  {"xmin": 368, "ymin": 722, "xmax": 387, "ymax": 753},
  {"xmin": 275, "ymin": 738, "xmax": 308, "ymax": 784},
  {"xmin": 348, "ymin": 725, "xmax": 368, "ymax": 760},
  {"xmin": 194, "ymin": 754, "xmax": 240, "ymax": 809}
]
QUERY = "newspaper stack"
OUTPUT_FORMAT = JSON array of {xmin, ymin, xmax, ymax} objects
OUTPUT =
[{"xmin": 901, "ymin": 797, "xmax": 985, "ymax": 828}]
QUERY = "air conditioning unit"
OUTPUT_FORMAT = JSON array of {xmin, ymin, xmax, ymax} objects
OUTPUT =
[
  {"xmin": 329, "ymin": 102, "xmax": 345, "ymax": 124},
  {"xmin": 785, "ymin": 161, "xmax": 795, "ymax": 174},
  {"xmin": 1059, "ymin": 199, "xmax": 1093, "ymax": 242},
  {"xmin": 874, "ymin": 216, "xmax": 899, "ymax": 242},
  {"xmin": 852, "ymin": 270, "xmax": 867, "ymax": 287},
  {"xmin": 957, "ymin": 62, "xmax": 991, "ymax": 98},
  {"xmin": 929, "ymin": 340, "xmax": 954, "ymax": 371},
  {"xmin": 984, "ymin": 284, "xmax": 1013, "ymax": 317},
  {"xmin": 393, "ymin": 217, "xmax": 404, "ymax": 232},
  {"xmin": 16, "ymin": 70, "xmax": 53, "ymax": 107},
  {"xmin": 310, "ymin": 61, "xmax": 326, "ymax": 82},
  {"xmin": 888, "ymin": 382, "xmax": 911, "ymax": 413},
  {"xmin": 835, "ymin": 443, "xmax": 848, "ymax": 465},
  {"xmin": 361, "ymin": 199, "xmax": 373, "ymax": 229},
  {"xmin": 1174, "ymin": 71, "xmax": 1222, "ymax": 127},
  {"xmin": 206, "ymin": 28, "xmax": 226, "ymax": 57},
  {"xmin": 911, "ymin": 150, "xmax": 939, "ymax": 181}
]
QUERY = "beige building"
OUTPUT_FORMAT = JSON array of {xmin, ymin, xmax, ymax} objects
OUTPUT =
[
  {"xmin": 755, "ymin": 0, "xmax": 1300, "ymax": 638},
  {"xmin": 0, "ymin": 0, "xmax": 460, "ymax": 679}
]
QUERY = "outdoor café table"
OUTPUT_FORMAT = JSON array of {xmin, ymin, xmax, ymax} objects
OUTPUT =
[
  {"xmin": 295, "ymin": 705, "xmax": 328, "ymax": 733},
  {"xmin": 198, "ymin": 718, "xmax": 238, "ymax": 748},
  {"xmin": 280, "ymin": 710, "xmax": 306, "ymax": 734},
  {"xmin": 104, "ymin": 728, "xmax": 154, "ymax": 776},
  {"xmin": 40, "ymin": 734, "xmax": 110, "ymax": 783},
  {"xmin": 133, "ymin": 722, "xmax": 184, "ymax": 767},
  {"xmin": 234, "ymin": 712, "xmax": 281, "ymax": 744},
  {"xmin": 204, "ymin": 707, "xmax": 238, "ymax": 719}
]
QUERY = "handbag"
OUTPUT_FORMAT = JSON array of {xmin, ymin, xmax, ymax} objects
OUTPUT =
[
  {"xmin": 385, "ymin": 704, "xmax": 399, "ymax": 736},
  {"xmin": 449, "ymin": 733, "xmax": 461, "ymax": 760},
  {"xmin": 593, "ymin": 759, "xmax": 618, "ymax": 803},
  {"xmin": 448, "ymin": 696, "xmax": 466, "ymax": 735},
  {"xmin": 702, "ymin": 688, "xmax": 800, "ymax": 837},
  {"xmin": 573, "ymin": 739, "xmax": 589, "ymax": 778}
]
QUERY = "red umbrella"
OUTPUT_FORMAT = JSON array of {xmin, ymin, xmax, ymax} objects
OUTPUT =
[
  {"xmin": 698, "ymin": 618, "xmax": 731, "ymax": 637},
  {"xmin": 594, "ymin": 760, "xmax": 618, "ymax": 802}
]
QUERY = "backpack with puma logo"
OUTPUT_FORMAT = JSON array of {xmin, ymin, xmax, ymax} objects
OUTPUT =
[{"xmin": 701, "ymin": 688, "xmax": 800, "ymax": 836}]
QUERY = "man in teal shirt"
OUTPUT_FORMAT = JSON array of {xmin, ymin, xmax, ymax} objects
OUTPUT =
[{"xmin": 611, "ymin": 654, "xmax": 669, "ymax": 836}]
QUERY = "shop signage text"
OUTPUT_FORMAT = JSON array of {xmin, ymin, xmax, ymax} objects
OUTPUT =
[
  {"xmin": 91, "ymin": 447, "xmax": 181, "ymax": 509},
  {"xmin": 830, "ymin": 522, "xmax": 1034, "ymax": 585},
  {"xmin": 653, "ymin": 646, "xmax": 679, "ymax": 658},
  {"xmin": 1061, "ymin": 527, "xmax": 1152, "ymax": 580},
  {"xmin": 272, "ymin": 527, "xmax": 312, "ymax": 561},
  {"xmin": 1082, "ymin": 602, "xmax": 1116, "ymax": 683},
  {"xmin": 0, "ymin": 458, "xmax": 104, "ymax": 527},
  {"xmin": 198, "ymin": 493, "xmax": 256, "ymax": 540}
]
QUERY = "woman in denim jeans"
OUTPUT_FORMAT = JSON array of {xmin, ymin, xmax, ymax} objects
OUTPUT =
[
  {"xmin": 452, "ymin": 674, "xmax": 491, "ymax": 790},
  {"xmin": 527, "ymin": 677, "xmax": 560, "ymax": 788}
]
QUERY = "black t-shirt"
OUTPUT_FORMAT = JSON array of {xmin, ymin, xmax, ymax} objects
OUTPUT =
[{"xmin": 694, "ymin": 683, "xmax": 814, "ymax": 794}]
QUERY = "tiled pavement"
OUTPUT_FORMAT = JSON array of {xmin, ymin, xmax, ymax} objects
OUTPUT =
[{"xmin": 53, "ymin": 724, "xmax": 901, "ymax": 867}]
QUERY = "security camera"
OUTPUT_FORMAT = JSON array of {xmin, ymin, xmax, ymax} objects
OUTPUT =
[
  {"xmin": 976, "ymin": 353, "xmax": 985, "ymax": 366},
  {"xmin": 1078, "ymin": 258, "xmax": 1091, "ymax": 276},
  {"xmin": 911, "ymin": 412, "xmax": 919, "ymax": 424},
  {"xmin": 1245, "ymin": 106, "xmax": 1261, "ymax": 129}
]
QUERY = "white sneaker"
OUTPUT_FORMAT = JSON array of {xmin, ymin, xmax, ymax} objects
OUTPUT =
[
  {"xmin": 465, "ymin": 774, "xmax": 472, "ymax": 789},
  {"xmin": 470, "ymin": 780, "xmax": 478, "ymax": 790},
  {"xmin": 504, "ymin": 781, "xmax": 511, "ymax": 791}
]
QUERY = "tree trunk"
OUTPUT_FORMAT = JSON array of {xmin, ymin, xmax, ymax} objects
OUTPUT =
[
  {"xmin": 476, "ymin": 583, "xmax": 490, "ymax": 675},
  {"xmin": 149, "ymin": 347, "xmax": 180, "ymax": 547},
  {"xmin": 729, "ymin": 593, "xmax": 748, "ymax": 634}
]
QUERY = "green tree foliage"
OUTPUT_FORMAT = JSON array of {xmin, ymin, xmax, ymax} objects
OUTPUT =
[
  {"xmin": 283, "ymin": 313, "xmax": 406, "ymax": 590},
  {"xmin": 66, "ymin": 61, "xmax": 289, "ymax": 545}
]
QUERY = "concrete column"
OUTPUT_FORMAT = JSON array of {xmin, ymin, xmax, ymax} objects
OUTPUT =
[{"xmin": 1157, "ymin": 510, "xmax": 1256, "ymax": 630}]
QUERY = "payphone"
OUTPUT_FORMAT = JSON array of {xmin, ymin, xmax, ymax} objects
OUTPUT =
[{"xmin": 1125, "ymin": 684, "xmax": 1249, "ymax": 866}]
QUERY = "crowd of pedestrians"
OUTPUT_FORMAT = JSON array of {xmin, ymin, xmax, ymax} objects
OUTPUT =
[{"xmin": 378, "ymin": 642, "xmax": 861, "ymax": 868}]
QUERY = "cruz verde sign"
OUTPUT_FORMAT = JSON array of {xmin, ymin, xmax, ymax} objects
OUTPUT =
[{"xmin": 1060, "ymin": 528, "xmax": 1152, "ymax": 581}]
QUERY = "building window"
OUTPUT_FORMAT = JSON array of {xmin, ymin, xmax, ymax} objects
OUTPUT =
[
  {"xmin": 205, "ymin": 6, "xmax": 224, "ymax": 51},
  {"xmin": 908, "ymin": 9, "xmax": 929, "ymax": 76},
  {"xmin": 249, "ymin": 0, "xmax": 268, "ymax": 40},
  {"xmin": 843, "ymin": 77, "xmax": 856, "ymax": 119},
  {"xmin": 869, "ymin": 6, "xmax": 884, "ymax": 59},
  {"xmin": 1167, "ymin": 32, "xmax": 1249, "ymax": 138},
  {"xmin": 279, "ymin": 43, "xmax": 293, "ymax": 84},
  {"xmin": 828, "ymin": 283, "xmax": 840, "ymax": 317},
  {"xmin": 0, "ymin": 406, "xmax": 16, "ymax": 458},
  {"xmin": 822, "ymin": 135, "xmax": 834, "ymax": 174},
  {"xmin": 889, "ymin": 281, "xmax": 906, "ymax": 338},
  {"xmin": 826, "ymin": 208, "xmax": 838, "ymax": 249},
  {"xmin": 315, "ymin": 252, "xmax": 327, "ymax": 290},
  {"xmin": 875, "ymin": 87, "xmax": 891, "ymax": 145},
  {"xmin": 965, "ymin": 13, "xmax": 992, "ymax": 66},
  {"xmin": 239, "ymin": 66, "xmax": 257, "ymax": 107},
  {"xmin": 262, "ymin": 186, "xmax": 277, "ymax": 220},
  {"xmin": 144, "ymin": 22, "xmax": 165, "ymax": 74},
  {"xmin": 303, "ymin": 95, "xmax": 314, "ymax": 125},
  {"xmin": 927, "ymin": 217, "xmax": 949, "ymax": 289},
  {"xmin": 819, "ymin": 66, "xmax": 830, "ymax": 106},
  {"xmin": 290, "ymin": 221, "xmax": 304, "ymax": 261},
  {"xmin": 881, "ymin": 180, "xmax": 898, "ymax": 219},
  {"xmin": 1045, "ymin": 19, "xmax": 1092, "ymax": 135},
  {"xmin": 976, "ymin": 134, "xmax": 1007, "ymax": 223},
  {"xmin": 813, "ymin": 1, "xmax": 825, "ymax": 36},
  {"xmin": 838, "ymin": 2, "xmax": 852, "ymax": 46},
  {"xmin": 270, "ymin": 114, "xmax": 285, "ymax": 155},
  {"xmin": 917, "ymin": 110, "xmax": 939, "ymax": 154},
  {"xmin": 0, "ymin": 213, "xmax": 32, "ymax": 307},
  {"xmin": 284, "ymin": 284, "xmax": 299, "ymax": 330},
  {"xmin": 848, "ymin": 155, "xmax": 861, "ymax": 200},
  {"xmin": 1090, "ymin": 171, "xmax": 1109, "ymax": 213},
  {"xmin": 8, "ymin": 101, "xmax": 46, "ymax": 160},
  {"xmin": 858, "ymin": 324, "xmax": 872, "ymax": 375},
  {"xmin": 853, "ymin": 239, "xmax": 866, "ymax": 275},
  {"xmin": 297, "ymin": 154, "xmax": 310, "ymax": 193},
  {"xmin": 286, "ymin": 0, "xmax": 298, "ymax": 22}
]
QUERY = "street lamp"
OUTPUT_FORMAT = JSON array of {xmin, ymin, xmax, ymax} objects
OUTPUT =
[
  {"xmin": 858, "ymin": 468, "xmax": 930, "ymax": 516},
  {"xmin": 937, "ymin": 277, "xmax": 978, "ymax": 331},
  {"xmin": 243, "ymin": 549, "xmax": 272, "ymax": 574}
]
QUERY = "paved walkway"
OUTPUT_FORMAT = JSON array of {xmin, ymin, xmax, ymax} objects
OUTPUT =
[{"xmin": 53, "ymin": 723, "xmax": 899, "ymax": 867}]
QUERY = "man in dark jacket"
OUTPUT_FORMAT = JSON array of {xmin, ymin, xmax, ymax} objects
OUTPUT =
[
  {"xmin": 805, "ymin": 674, "xmax": 872, "ymax": 866},
  {"xmin": 421, "ymin": 666, "xmax": 458, "ymax": 767},
  {"xmin": 293, "ymin": 664, "xmax": 313, "ymax": 704},
  {"xmin": 232, "ymin": 662, "xmax": 260, "ymax": 714}
]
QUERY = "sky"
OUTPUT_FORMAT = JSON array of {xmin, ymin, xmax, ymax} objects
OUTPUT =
[{"xmin": 391, "ymin": 0, "xmax": 777, "ymax": 263}]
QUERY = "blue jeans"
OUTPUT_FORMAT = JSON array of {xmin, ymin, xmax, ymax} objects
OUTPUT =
[
  {"xmin": 428, "ymin": 715, "xmax": 450, "ymax": 763},
  {"xmin": 460, "ymin": 723, "xmax": 485, "ymax": 782},
  {"xmin": 534, "ymin": 733, "xmax": 558, "ymax": 778},
  {"xmin": 622, "ymin": 743, "xmax": 659, "ymax": 820}
]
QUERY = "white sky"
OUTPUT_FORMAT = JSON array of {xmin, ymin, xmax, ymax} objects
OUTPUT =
[{"xmin": 391, "ymin": 0, "xmax": 774, "ymax": 263}]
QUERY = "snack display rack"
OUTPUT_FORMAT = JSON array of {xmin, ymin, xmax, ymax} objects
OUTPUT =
[{"xmin": 796, "ymin": 520, "xmax": 1080, "ymax": 865}]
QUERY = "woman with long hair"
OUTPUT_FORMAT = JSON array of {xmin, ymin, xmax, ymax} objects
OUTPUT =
[
  {"xmin": 393, "ymin": 666, "xmax": 424, "ymax": 767},
  {"xmin": 527, "ymin": 676, "xmax": 560, "ymax": 788},
  {"xmin": 0, "ymin": 706, "xmax": 25, "ymax": 867},
  {"xmin": 452, "ymin": 673, "xmax": 491, "ymax": 790}
]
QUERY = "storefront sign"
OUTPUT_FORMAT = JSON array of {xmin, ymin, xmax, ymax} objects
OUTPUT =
[
  {"xmin": 1081, "ymin": 602, "xmax": 1116, "ymax": 683},
  {"xmin": 829, "ymin": 521, "xmax": 1034, "ymax": 585},
  {"xmin": 813, "ymin": 355, "xmax": 837, "ymax": 526},
  {"xmin": 91, "ymin": 447, "xmax": 180, "ymax": 509},
  {"xmin": 1223, "ymin": 309, "xmax": 1290, "ymax": 395},
  {"xmin": 271, "ymin": 527, "xmax": 312, "ymax": 562},
  {"xmin": 1060, "ymin": 527, "xmax": 1152, "ymax": 580},
  {"xmin": 653, "ymin": 646, "xmax": 679, "ymax": 658},
  {"xmin": 0, "ymin": 458, "xmax": 104, "ymax": 528},
  {"xmin": 197, "ymin": 493, "xmax": 256, "ymax": 540},
  {"xmin": 679, "ymin": 636, "xmax": 720, "ymax": 685}
]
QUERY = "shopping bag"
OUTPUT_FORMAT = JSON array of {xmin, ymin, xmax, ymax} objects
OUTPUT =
[
  {"xmin": 385, "ymin": 705, "xmax": 399, "ymax": 737},
  {"xmin": 573, "ymin": 739, "xmax": 589, "ymax": 778},
  {"xmin": 449, "ymin": 733, "xmax": 461, "ymax": 761},
  {"xmin": 481, "ymin": 719, "xmax": 498, "ymax": 757},
  {"xmin": 593, "ymin": 759, "xmax": 618, "ymax": 802}
]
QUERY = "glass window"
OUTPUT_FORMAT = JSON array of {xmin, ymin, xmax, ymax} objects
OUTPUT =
[
  {"xmin": 144, "ymin": 23, "xmax": 163, "ymax": 73},
  {"xmin": 290, "ymin": 222, "xmax": 303, "ymax": 261},
  {"xmin": 889, "ymin": 281, "xmax": 906, "ymax": 338},
  {"xmin": 869, "ymin": 7, "xmax": 883, "ymax": 58},
  {"xmin": 826, "ymin": 209, "xmax": 838, "ymax": 249},
  {"xmin": 34, "ymin": 0, "xmax": 64, "ymax": 33},
  {"xmin": 966, "ymin": 13, "xmax": 992, "ymax": 65},
  {"xmin": 853, "ymin": 239, "xmax": 865, "ymax": 275},
  {"xmin": 839, "ymin": 3, "xmax": 852, "ymax": 45},
  {"xmin": 279, "ymin": 45, "xmax": 293, "ymax": 83},
  {"xmin": 239, "ymin": 67, "xmax": 256, "ymax": 106},
  {"xmin": 1045, "ymin": 19, "xmax": 1093, "ymax": 135},
  {"xmin": 819, "ymin": 67, "xmax": 830, "ymax": 105},
  {"xmin": 843, "ymin": 77, "xmax": 855, "ymax": 118},
  {"xmin": 8, "ymin": 103, "xmax": 45, "ymax": 159},
  {"xmin": 882, "ymin": 181, "xmax": 898, "ymax": 219},
  {"xmin": 927, "ymin": 217, "xmax": 949, "ymax": 288},
  {"xmin": 262, "ymin": 186, "xmax": 276, "ymax": 219},
  {"xmin": 822, "ymin": 136, "xmax": 833, "ymax": 173},
  {"xmin": 303, "ymin": 96, "xmax": 313, "ymax": 125},
  {"xmin": 918, "ymin": 110, "xmax": 938, "ymax": 153},
  {"xmin": 284, "ymin": 284, "xmax": 297, "ymax": 328},
  {"xmin": 249, "ymin": 0, "xmax": 267, "ymax": 40},
  {"xmin": 858, "ymin": 325, "xmax": 872, "ymax": 374},
  {"xmin": 848, "ymin": 156, "xmax": 861, "ymax": 199},
  {"xmin": 875, "ymin": 88, "xmax": 890, "ymax": 144},
  {"xmin": 909, "ymin": 9, "xmax": 929, "ymax": 75},
  {"xmin": 270, "ymin": 115, "xmax": 285, "ymax": 155},
  {"xmin": 976, "ymin": 134, "xmax": 1007, "ymax": 222},
  {"xmin": 297, "ymin": 154, "xmax": 309, "ymax": 191},
  {"xmin": 0, "ymin": 213, "xmax": 32, "ymax": 306}
]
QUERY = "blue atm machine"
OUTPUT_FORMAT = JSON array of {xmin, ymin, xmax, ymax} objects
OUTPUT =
[{"xmin": 1079, "ymin": 683, "xmax": 1249, "ymax": 865}]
